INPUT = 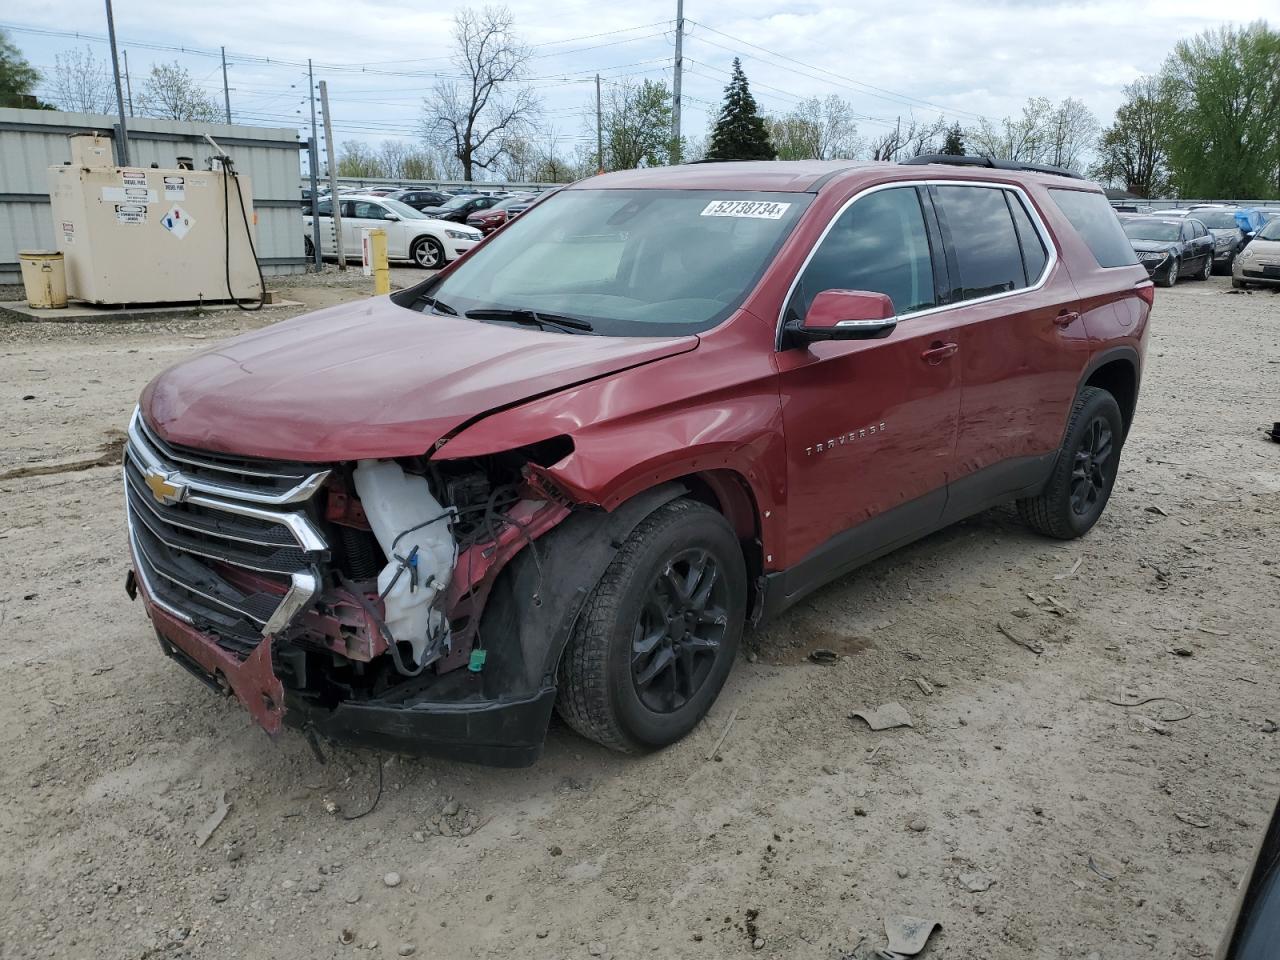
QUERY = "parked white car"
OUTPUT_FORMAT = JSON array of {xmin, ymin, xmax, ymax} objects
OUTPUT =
[{"xmin": 303, "ymin": 194, "xmax": 483, "ymax": 269}]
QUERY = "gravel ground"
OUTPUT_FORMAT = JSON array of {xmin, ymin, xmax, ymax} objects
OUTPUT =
[{"xmin": 0, "ymin": 274, "xmax": 1277, "ymax": 960}]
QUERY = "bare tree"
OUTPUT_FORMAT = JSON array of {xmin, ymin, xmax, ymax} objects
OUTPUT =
[
  {"xmin": 966, "ymin": 97, "xmax": 1097, "ymax": 170},
  {"xmin": 533, "ymin": 130, "xmax": 573, "ymax": 182},
  {"xmin": 421, "ymin": 6, "xmax": 540, "ymax": 181},
  {"xmin": 1044, "ymin": 98, "xmax": 1099, "ymax": 170},
  {"xmin": 767, "ymin": 96, "xmax": 862, "ymax": 160},
  {"xmin": 50, "ymin": 46, "xmax": 115, "ymax": 113},
  {"xmin": 137, "ymin": 61, "xmax": 220, "ymax": 122},
  {"xmin": 869, "ymin": 116, "xmax": 946, "ymax": 161}
]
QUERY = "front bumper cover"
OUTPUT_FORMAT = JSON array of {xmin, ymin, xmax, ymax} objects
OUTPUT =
[{"xmin": 133, "ymin": 564, "xmax": 558, "ymax": 767}]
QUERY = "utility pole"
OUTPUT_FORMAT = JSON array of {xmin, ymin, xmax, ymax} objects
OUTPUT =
[
  {"xmin": 596, "ymin": 74, "xmax": 604, "ymax": 175},
  {"xmin": 318, "ymin": 80, "xmax": 345, "ymax": 271},
  {"xmin": 307, "ymin": 59, "xmax": 323, "ymax": 272},
  {"xmin": 122, "ymin": 49, "xmax": 133, "ymax": 117},
  {"xmin": 103, "ymin": 0, "xmax": 130, "ymax": 165},
  {"xmin": 221, "ymin": 46, "xmax": 232, "ymax": 124},
  {"xmin": 671, "ymin": 0, "xmax": 684, "ymax": 163}
]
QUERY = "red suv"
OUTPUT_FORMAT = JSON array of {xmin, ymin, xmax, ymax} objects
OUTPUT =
[{"xmin": 124, "ymin": 158, "xmax": 1151, "ymax": 766}]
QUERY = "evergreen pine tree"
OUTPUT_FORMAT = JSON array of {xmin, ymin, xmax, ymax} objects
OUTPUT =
[
  {"xmin": 707, "ymin": 58, "xmax": 776, "ymax": 161},
  {"xmin": 941, "ymin": 123, "xmax": 966, "ymax": 156}
]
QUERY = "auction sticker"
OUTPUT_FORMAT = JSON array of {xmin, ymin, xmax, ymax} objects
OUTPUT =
[
  {"xmin": 700, "ymin": 199, "xmax": 791, "ymax": 219},
  {"xmin": 115, "ymin": 203, "xmax": 147, "ymax": 225}
]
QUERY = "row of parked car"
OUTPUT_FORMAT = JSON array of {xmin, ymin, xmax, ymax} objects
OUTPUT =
[
  {"xmin": 300, "ymin": 187, "xmax": 558, "ymax": 269},
  {"xmin": 1117, "ymin": 204, "xmax": 1280, "ymax": 289}
]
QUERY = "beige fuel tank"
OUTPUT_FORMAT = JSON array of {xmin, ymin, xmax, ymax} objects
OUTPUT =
[{"xmin": 48, "ymin": 134, "xmax": 262, "ymax": 306}]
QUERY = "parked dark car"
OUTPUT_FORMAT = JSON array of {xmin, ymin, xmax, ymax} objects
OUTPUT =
[
  {"xmin": 1216, "ymin": 795, "xmax": 1279, "ymax": 959},
  {"xmin": 388, "ymin": 189, "xmax": 454, "ymax": 211},
  {"xmin": 1120, "ymin": 215, "xmax": 1214, "ymax": 286},
  {"xmin": 421, "ymin": 193, "xmax": 504, "ymax": 223},
  {"xmin": 1186, "ymin": 206, "xmax": 1262, "ymax": 272},
  {"xmin": 464, "ymin": 194, "xmax": 537, "ymax": 234}
]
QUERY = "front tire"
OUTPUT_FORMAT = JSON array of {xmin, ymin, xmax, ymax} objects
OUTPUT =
[
  {"xmin": 556, "ymin": 498, "xmax": 747, "ymax": 754},
  {"xmin": 411, "ymin": 236, "xmax": 445, "ymax": 269},
  {"xmin": 1232, "ymin": 277, "xmax": 1249, "ymax": 290},
  {"xmin": 1157, "ymin": 258, "xmax": 1179, "ymax": 287},
  {"xmin": 1017, "ymin": 387, "xmax": 1124, "ymax": 540}
]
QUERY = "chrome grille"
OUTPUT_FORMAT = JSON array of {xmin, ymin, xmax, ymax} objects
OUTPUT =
[{"xmin": 123, "ymin": 408, "xmax": 330, "ymax": 657}]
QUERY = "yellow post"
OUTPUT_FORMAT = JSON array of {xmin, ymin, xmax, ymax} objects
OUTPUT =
[{"xmin": 369, "ymin": 228, "xmax": 390, "ymax": 296}]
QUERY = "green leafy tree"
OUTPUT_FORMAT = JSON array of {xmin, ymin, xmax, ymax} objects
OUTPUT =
[
  {"xmin": 0, "ymin": 29, "xmax": 49, "ymax": 109},
  {"xmin": 941, "ymin": 123, "xmax": 965, "ymax": 156},
  {"xmin": 599, "ymin": 78, "xmax": 674, "ymax": 170},
  {"xmin": 1090, "ymin": 76, "xmax": 1175, "ymax": 198},
  {"xmin": 707, "ymin": 58, "xmax": 775, "ymax": 161},
  {"xmin": 1160, "ymin": 21, "xmax": 1280, "ymax": 197}
]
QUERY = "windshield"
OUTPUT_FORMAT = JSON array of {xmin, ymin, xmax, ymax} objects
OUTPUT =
[
  {"xmin": 1122, "ymin": 220, "xmax": 1180, "ymax": 242},
  {"xmin": 1259, "ymin": 219, "xmax": 1280, "ymax": 241},
  {"xmin": 1194, "ymin": 210, "xmax": 1240, "ymax": 229},
  {"xmin": 380, "ymin": 198, "xmax": 428, "ymax": 219},
  {"xmin": 440, "ymin": 195, "xmax": 472, "ymax": 210},
  {"xmin": 418, "ymin": 189, "xmax": 811, "ymax": 337}
]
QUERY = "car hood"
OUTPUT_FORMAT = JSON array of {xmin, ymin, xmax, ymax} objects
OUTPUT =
[
  {"xmin": 141, "ymin": 297, "xmax": 698, "ymax": 462},
  {"xmin": 1129, "ymin": 240, "xmax": 1177, "ymax": 253}
]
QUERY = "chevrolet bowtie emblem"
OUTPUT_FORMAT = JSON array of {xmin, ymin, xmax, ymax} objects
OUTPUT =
[{"xmin": 143, "ymin": 469, "xmax": 186, "ymax": 506}]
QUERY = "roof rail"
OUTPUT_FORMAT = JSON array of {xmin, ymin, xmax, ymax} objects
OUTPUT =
[{"xmin": 901, "ymin": 154, "xmax": 1084, "ymax": 180}]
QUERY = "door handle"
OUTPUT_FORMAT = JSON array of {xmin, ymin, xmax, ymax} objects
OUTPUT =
[
  {"xmin": 1053, "ymin": 310, "xmax": 1080, "ymax": 328},
  {"xmin": 920, "ymin": 342, "xmax": 958, "ymax": 364}
]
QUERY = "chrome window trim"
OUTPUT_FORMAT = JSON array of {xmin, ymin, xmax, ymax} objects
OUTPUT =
[
  {"xmin": 128, "ymin": 409, "xmax": 330, "ymax": 506},
  {"xmin": 775, "ymin": 178, "xmax": 1060, "ymax": 348}
]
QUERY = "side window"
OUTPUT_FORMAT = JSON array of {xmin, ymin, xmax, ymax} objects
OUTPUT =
[
  {"xmin": 1048, "ymin": 188, "xmax": 1139, "ymax": 268},
  {"xmin": 936, "ymin": 185, "xmax": 1026, "ymax": 300},
  {"xmin": 1181, "ymin": 222, "xmax": 1193, "ymax": 241},
  {"xmin": 792, "ymin": 186, "xmax": 936, "ymax": 318},
  {"xmin": 316, "ymin": 198, "xmax": 332, "ymax": 217},
  {"xmin": 351, "ymin": 201, "xmax": 389, "ymax": 220},
  {"xmin": 1007, "ymin": 193, "xmax": 1049, "ymax": 286}
]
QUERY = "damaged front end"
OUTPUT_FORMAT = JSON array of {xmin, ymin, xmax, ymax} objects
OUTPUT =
[{"xmin": 123, "ymin": 408, "xmax": 632, "ymax": 766}]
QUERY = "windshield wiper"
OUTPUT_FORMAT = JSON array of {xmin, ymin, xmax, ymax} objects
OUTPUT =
[
  {"xmin": 415, "ymin": 295, "xmax": 457, "ymax": 316},
  {"xmin": 466, "ymin": 307, "xmax": 595, "ymax": 334}
]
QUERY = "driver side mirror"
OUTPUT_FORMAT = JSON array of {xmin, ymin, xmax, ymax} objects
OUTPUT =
[
  {"xmin": 784, "ymin": 290, "xmax": 898, "ymax": 346},
  {"xmin": 384, "ymin": 213, "xmax": 401, "ymax": 222}
]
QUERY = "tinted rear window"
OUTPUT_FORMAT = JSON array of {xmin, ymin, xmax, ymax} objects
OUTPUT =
[
  {"xmin": 936, "ymin": 185, "xmax": 1026, "ymax": 300},
  {"xmin": 1049, "ymin": 189, "xmax": 1138, "ymax": 268}
]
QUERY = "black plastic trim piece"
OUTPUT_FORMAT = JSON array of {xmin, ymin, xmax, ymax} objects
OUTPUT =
[{"xmin": 901, "ymin": 154, "xmax": 1084, "ymax": 180}]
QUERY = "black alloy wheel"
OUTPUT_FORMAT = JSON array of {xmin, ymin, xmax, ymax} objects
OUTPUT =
[
  {"xmin": 630, "ymin": 548, "xmax": 730, "ymax": 714},
  {"xmin": 1069, "ymin": 415, "xmax": 1115, "ymax": 518},
  {"xmin": 1017, "ymin": 386, "xmax": 1125, "ymax": 540}
]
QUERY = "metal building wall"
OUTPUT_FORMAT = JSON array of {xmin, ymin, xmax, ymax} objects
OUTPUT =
[{"xmin": 0, "ymin": 107, "xmax": 306, "ymax": 284}]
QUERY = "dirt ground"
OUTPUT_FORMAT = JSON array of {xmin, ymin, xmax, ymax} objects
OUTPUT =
[{"xmin": 1, "ymin": 270, "xmax": 1277, "ymax": 960}]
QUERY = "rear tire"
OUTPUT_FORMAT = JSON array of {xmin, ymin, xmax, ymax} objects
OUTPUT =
[
  {"xmin": 303, "ymin": 236, "xmax": 314, "ymax": 260},
  {"xmin": 1017, "ymin": 387, "xmax": 1124, "ymax": 540},
  {"xmin": 555, "ymin": 499, "xmax": 747, "ymax": 754},
  {"xmin": 1195, "ymin": 254, "xmax": 1212, "ymax": 281}
]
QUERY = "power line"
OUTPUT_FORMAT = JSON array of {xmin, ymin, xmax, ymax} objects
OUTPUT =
[{"xmin": 685, "ymin": 20, "xmax": 987, "ymax": 122}]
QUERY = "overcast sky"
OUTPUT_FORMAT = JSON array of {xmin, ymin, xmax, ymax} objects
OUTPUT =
[{"xmin": 4, "ymin": 1, "xmax": 1274, "ymax": 167}]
